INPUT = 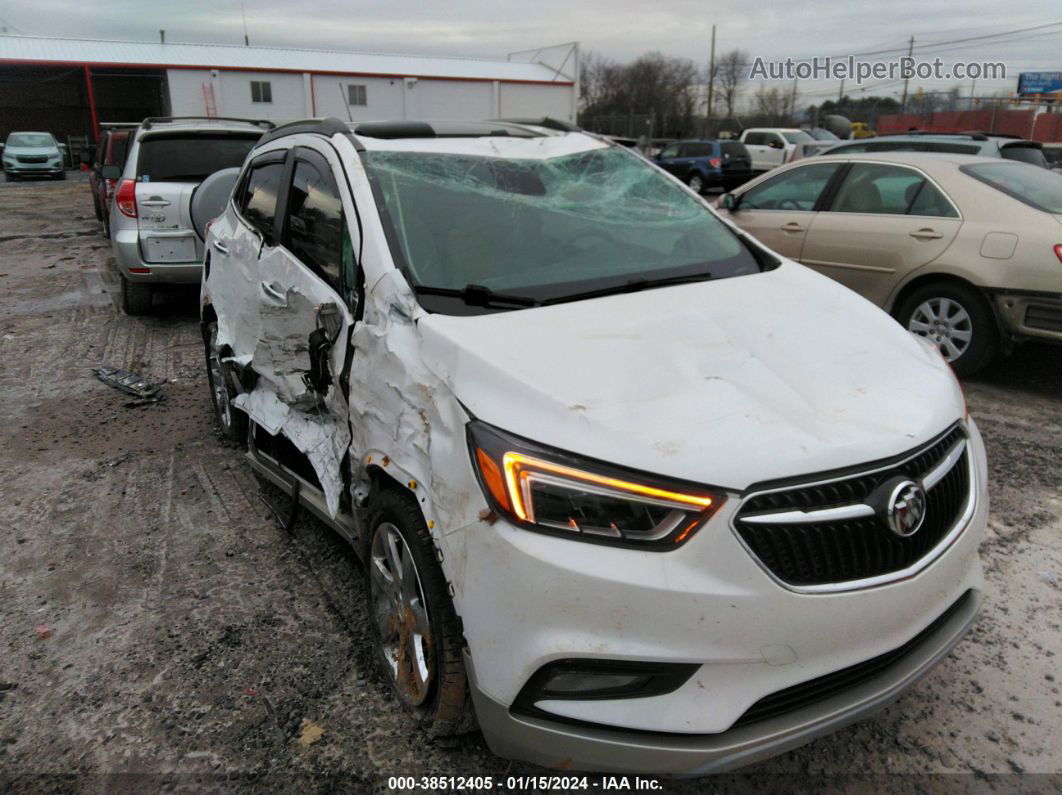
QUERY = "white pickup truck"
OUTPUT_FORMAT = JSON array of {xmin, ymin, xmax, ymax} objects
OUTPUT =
[{"xmin": 738, "ymin": 128, "xmax": 817, "ymax": 172}]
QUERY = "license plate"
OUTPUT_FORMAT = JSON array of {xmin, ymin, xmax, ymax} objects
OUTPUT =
[{"xmin": 142, "ymin": 235, "xmax": 197, "ymax": 263}]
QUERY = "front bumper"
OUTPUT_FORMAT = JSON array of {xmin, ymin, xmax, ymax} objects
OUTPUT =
[
  {"xmin": 449, "ymin": 420, "xmax": 988, "ymax": 772},
  {"xmin": 4, "ymin": 163, "xmax": 63, "ymax": 176},
  {"xmin": 993, "ymin": 291, "xmax": 1062, "ymax": 346},
  {"xmin": 467, "ymin": 588, "xmax": 981, "ymax": 774}
]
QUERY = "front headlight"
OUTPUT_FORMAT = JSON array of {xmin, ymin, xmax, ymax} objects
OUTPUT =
[{"xmin": 468, "ymin": 420, "xmax": 723, "ymax": 549}]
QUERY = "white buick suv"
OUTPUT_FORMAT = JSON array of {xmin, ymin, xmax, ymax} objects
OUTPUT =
[{"xmin": 199, "ymin": 117, "xmax": 986, "ymax": 774}]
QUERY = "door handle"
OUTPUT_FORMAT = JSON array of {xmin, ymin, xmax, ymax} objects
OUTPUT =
[
  {"xmin": 910, "ymin": 228, "xmax": 943, "ymax": 240},
  {"xmin": 212, "ymin": 241, "xmax": 229, "ymax": 255},
  {"xmin": 781, "ymin": 222, "xmax": 805, "ymax": 232},
  {"xmin": 260, "ymin": 281, "xmax": 287, "ymax": 302},
  {"xmin": 140, "ymin": 199, "xmax": 171, "ymax": 207}
]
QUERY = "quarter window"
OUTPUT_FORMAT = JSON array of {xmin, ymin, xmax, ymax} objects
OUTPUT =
[
  {"xmin": 239, "ymin": 160, "xmax": 285, "ymax": 240},
  {"xmin": 286, "ymin": 157, "xmax": 347, "ymax": 293},
  {"xmin": 347, "ymin": 84, "xmax": 367, "ymax": 106},
  {"xmin": 739, "ymin": 162, "xmax": 839, "ymax": 211},
  {"xmin": 250, "ymin": 81, "xmax": 273, "ymax": 103}
]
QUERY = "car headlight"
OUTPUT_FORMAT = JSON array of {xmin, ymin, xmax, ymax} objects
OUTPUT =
[{"xmin": 467, "ymin": 420, "xmax": 723, "ymax": 549}]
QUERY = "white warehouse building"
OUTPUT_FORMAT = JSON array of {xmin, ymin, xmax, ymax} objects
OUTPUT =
[{"xmin": 0, "ymin": 35, "xmax": 578, "ymax": 142}]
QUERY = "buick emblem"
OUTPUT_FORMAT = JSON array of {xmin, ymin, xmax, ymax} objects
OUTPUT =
[{"xmin": 886, "ymin": 480, "xmax": 927, "ymax": 538}]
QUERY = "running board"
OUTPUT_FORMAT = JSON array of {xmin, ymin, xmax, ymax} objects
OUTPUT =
[{"xmin": 245, "ymin": 446, "xmax": 364, "ymax": 557}]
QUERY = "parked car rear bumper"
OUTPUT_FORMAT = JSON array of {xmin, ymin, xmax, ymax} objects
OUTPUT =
[
  {"xmin": 112, "ymin": 228, "xmax": 203, "ymax": 284},
  {"xmin": 992, "ymin": 290, "xmax": 1062, "ymax": 346}
]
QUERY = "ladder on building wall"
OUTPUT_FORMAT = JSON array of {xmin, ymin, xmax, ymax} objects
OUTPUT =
[{"xmin": 201, "ymin": 83, "xmax": 218, "ymax": 118}]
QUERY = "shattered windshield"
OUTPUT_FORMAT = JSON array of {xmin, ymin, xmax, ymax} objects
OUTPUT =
[{"xmin": 363, "ymin": 146, "xmax": 770, "ymax": 313}]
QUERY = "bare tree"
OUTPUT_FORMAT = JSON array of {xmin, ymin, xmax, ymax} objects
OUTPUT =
[
  {"xmin": 716, "ymin": 49, "xmax": 749, "ymax": 119},
  {"xmin": 578, "ymin": 50, "xmax": 702, "ymax": 138}
]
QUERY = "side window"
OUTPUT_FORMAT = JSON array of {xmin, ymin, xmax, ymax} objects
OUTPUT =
[
  {"xmin": 829, "ymin": 163, "xmax": 929, "ymax": 215},
  {"xmin": 768, "ymin": 134, "xmax": 785, "ymax": 148},
  {"xmin": 739, "ymin": 163, "xmax": 839, "ymax": 211},
  {"xmin": 250, "ymin": 80, "xmax": 273, "ymax": 103},
  {"xmin": 682, "ymin": 143, "xmax": 712, "ymax": 158},
  {"xmin": 238, "ymin": 159, "xmax": 285, "ymax": 239},
  {"xmin": 286, "ymin": 156, "xmax": 346, "ymax": 295},
  {"xmin": 744, "ymin": 132, "xmax": 765, "ymax": 146},
  {"xmin": 659, "ymin": 144, "xmax": 680, "ymax": 159}
]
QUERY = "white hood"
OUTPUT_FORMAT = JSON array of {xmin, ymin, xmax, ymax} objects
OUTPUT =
[{"xmin": 418, "ymin": 261, "xmax": 964, "ymax": 491}]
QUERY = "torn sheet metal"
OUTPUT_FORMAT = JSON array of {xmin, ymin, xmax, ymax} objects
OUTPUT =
[
  {"xmin": 234, "ymin": 386, "xmax": 350, "ymax": 517},
  {"xmin": 94, "ymin": 365, "xmax": 166, "ymax": 407}
]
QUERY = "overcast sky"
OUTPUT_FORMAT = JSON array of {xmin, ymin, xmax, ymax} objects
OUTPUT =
[{"xmin": 1, "ymin": 0, "xmax": 1059, "ymax": 100}]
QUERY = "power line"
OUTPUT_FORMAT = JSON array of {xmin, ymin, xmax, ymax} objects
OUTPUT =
[{"xmin": 0, "ymin": 14, "xmax": 23, "ymax": 33}]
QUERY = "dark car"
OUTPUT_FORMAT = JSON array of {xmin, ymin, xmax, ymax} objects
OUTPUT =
[
  {"xmin": 654, "ymin": 139, "xmax": 753, "ymax": 193},
  {"xmin": 88, "ymin": 125, "xmax": 135, "ymax": 237},
  {"xmin": 818, "ymin": 132, "xmax": 1049, "ymax": 168}
]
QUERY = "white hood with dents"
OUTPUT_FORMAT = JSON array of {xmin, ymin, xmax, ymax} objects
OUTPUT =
[{"xmin": 418, "ymin": 261, "xmax": 965, "ymax": 491}]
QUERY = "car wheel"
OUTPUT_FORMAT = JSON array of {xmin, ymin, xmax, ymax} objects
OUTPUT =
[
  {"xmin": 204, "ymin": 321, "xmax": 248, "ymax": 445},
  {"xmin": 687, "ymin": 173, "xmax": 705, "ymax": 194},
  {"xmin": 92, "ymin": 195, "xmax": 103, "ymax": 221},
  {"xmin": 54, "ymin": 171, "xmax": 66, "ymax": 181},
  {"xmin": 896, "ymin": 282, "xmax": 997, "ymax": 376},
  {"xmin": 366, "ymin": 488, "xmax": 475, "ymax": 738},
  {"xmin": 120, "ymin": 275, "xmax": 154, "ymax": 315}
]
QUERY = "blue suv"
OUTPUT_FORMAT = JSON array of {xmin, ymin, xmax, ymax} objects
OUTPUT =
[{"xmin": 654, "ymin": 139, "xmax": 753, "ymax": 193}]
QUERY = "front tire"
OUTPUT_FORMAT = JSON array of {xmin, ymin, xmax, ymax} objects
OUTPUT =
[
  {"xmin": 896, "ymin": 282, "xmax": 997, "ymax": 376},
  {"xmin": 687, "ymin": 173, "xmax": 705, "ymax": 194},
  {"xmin": 366, "ymin": 488, "xmax": 475, "ymax": 738},
  {"xmin": 204, "ymin": 321, "xmax": 247, "ymax": 445},
  {"xmin": 120, "ymin": 275, "xmax": 154, "ymax": 315}
]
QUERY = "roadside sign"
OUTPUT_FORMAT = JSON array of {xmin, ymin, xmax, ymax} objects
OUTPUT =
[{"xmin": 1018, "ymin": 72, "xmax": 1062, "ymax": 96}]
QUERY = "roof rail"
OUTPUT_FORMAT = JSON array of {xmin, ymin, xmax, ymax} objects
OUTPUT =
[
  {"xmin": 490, "ymin": 117, "xmax": 580, "ymax": 132},
  {"xmin": 256, "ymin": 117, "xmax": 351, "ymax": 145},
  {"xmin": 140, "ymin": 116, "xmax": 275, "ymax": 130},
  {"xmin": 353, "ymin": 121, "xmax": 436, "ymax": 140},
  {"xmin": 880, "ymin": 131, "xmax": 988, "ymax": 141},
  {"xmin": 961, "ymin": 130, "xmax": 1023, "ymax": 139}
]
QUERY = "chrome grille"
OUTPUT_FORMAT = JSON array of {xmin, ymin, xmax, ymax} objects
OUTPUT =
[{"xmin": 733, "ymin": 426, "xmax": 971, "ymax": 590}]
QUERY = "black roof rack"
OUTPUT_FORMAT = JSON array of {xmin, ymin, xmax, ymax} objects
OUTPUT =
[
  {"xmin": 353, "ymin": 121, "xmax": 436, "ymax": 139},
  {"xmin": 141, "ymin": 116, "xmax": 275, "ymax": 130},
  {"xmin": 256, "ymin": 117, "xmax": 351, "ymax": 145},
  {"xmin": 490, "ymin": 117, "xmax": 581, "ymax": 132},
  {"xmin": 879, "ymin": 131, "xmax": 988, "ymax": 141}
]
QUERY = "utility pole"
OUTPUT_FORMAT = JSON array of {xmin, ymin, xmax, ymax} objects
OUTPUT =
[
  {"xmin": 705, "ymin": 24, "xmax": 716, "ymax": 133},
  {"xmin": 838, "ymin": 78, "xmax": 844, "ymax": 103},
  {"xmin": 900, "ymin": 35, "xmax": 914, "ymax": 113},
  {"xmin": 789, "ymin": 76, "xmax": 798, "ymax": 121}
]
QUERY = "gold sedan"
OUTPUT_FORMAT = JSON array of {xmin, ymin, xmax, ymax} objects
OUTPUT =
[{"xmin": 717, "ymin": 152, "xmax": 1062, "ymax": 375}]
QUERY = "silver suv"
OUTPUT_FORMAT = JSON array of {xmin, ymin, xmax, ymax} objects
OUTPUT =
[{"xmin": 103, "ymin": 116, "xmax": 273, "ymax": 314}]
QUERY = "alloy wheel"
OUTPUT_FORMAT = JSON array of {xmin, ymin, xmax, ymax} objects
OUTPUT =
[
  {"xmin": 907, "ymin": 297, "xmax": 973, "ymax": 362},
  {"xmin": 369, "ymin": 522, "xmax": 434, "ymax": 707},
  {"xmin": 688, "ymin": 174, "xmax": 704, "ymax": 193}
]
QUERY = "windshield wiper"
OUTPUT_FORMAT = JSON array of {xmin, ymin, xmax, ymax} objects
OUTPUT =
[
  {"xmin": 543, "ymin": 272, "xmax": 714, "ymax": 305},
  {"xmin": 413, "ymin": 283, "xmax": 541, "ymax": 308}
]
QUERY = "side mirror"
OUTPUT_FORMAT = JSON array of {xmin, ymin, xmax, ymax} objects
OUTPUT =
[
  {"xmin": 720, "ymin": 193, "xmax": 739, "ymax": 211},
  {"xmin": 101, "ymin": 164, "xmax": 121, "ymax": 180}
]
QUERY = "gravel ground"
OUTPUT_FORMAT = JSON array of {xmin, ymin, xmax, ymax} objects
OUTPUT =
[{"xmin": 0, "ymin": 179, "xmax": 1059, "ymax": 794}]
